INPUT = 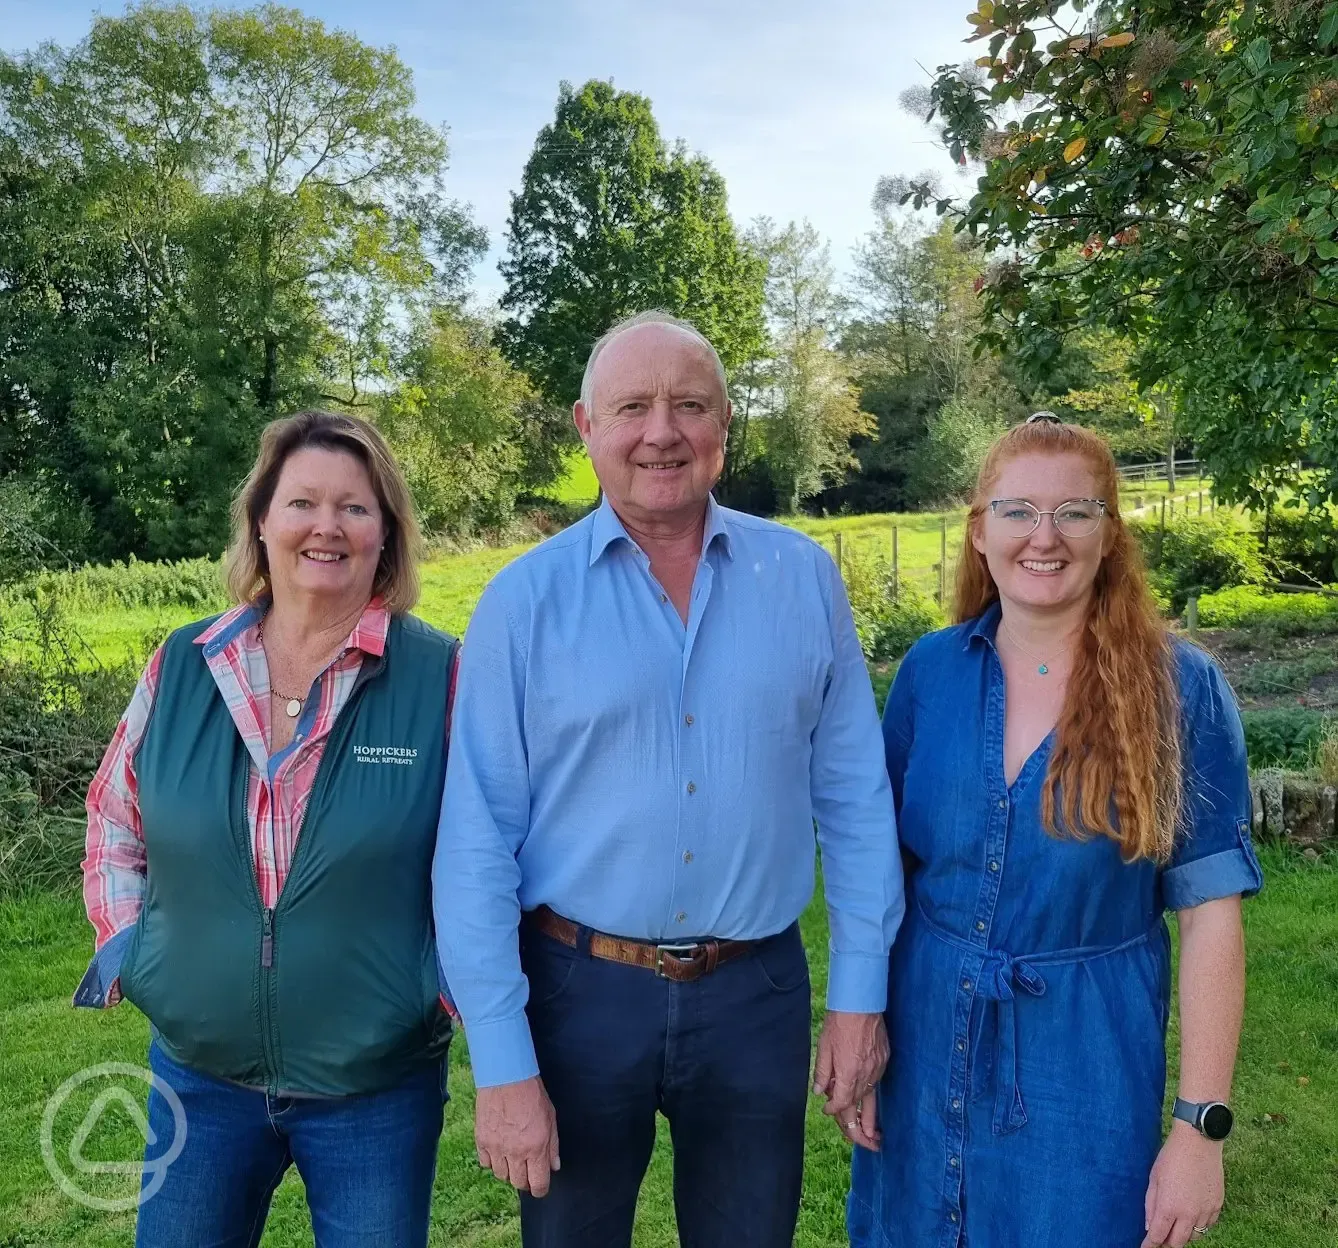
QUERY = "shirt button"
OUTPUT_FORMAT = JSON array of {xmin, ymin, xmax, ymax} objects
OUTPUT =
[
  {"xmin": 997, "ymin": 798, "xmax": 1007, "ymax": 809},
  {"xmin": 686, "ymin": 781, "xmax": 696, "ymax": 794},
  {"xmin": 949, "ymin": 1156, "xmax": 959, "ymax": 1168},
  {"xmin": 683, "ymin": 851, "xmax": 693, "ymax": 864},
  {"xmin": 684, "ymin": 714, "xmax": 694, "ymax": 726},
  {"xmin": 961, "ymin": 979, "xmax": 972, "ymax": 991},
  {"xmin": 676, "ymin": 911, "xmax": 687, "ymax": 923},
  {"xmin": 950, "ymin": 1212, "xmax": 959, "ymax": 1223},
  {"xmin": 988, "ymin": 860, "xmax": 999, "ymax": 872},
  {"xmin": 660, "ymin": 593, "xmax": 668, "ymax": 603},
  {"xmin": 975, "ymin": 920, "xmax": 986, "ymax": 932},
  {"xmin": 951, "ymin": 1097, "xmax": 961, "ymax": 1110},
  {"xmin": 956, "ymin": 1040, "xmax": 966, "ymax": 1053}
]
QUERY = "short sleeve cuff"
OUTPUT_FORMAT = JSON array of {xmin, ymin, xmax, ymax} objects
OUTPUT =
[
  {"xmin": 1163, "ymin": 837, "xmax": 1263, "ymax": 912},
  {"xmin": 825, "ymin": 949, "xmax": 889, "ymax": 1014},
  {"xmin": 72, "ymin": 926, "xmax": 134, "ymax": 1009},
  {"xmin": 461, "ymin": 1013, "xmax": 540, "ymax": 1089}
]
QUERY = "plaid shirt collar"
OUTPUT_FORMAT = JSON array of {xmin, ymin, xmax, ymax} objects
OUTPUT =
[{"xmin": 195, "ymin": 596, "xmax": 391, "ymax": 660}]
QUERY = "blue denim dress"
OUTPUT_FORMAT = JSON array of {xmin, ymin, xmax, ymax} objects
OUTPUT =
[{"xmin": 848, "ymin": 604, "xmax": 1263, "ymax": 1248}]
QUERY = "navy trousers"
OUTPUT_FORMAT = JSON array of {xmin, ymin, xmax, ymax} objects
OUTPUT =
[{"xmin": 518, "ymin": 920, "xmax": 812, "ymax": 1248}]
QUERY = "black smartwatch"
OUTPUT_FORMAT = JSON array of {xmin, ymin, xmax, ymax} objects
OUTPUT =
[{"xmin": 1172, "ymin": 1097, "xmax": 1234, "ymax": 1141}]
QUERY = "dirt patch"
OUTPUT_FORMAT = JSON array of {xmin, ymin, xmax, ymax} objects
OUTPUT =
[{"xmin": 1192, "ymin": 628, "xmax": 1338, "ymax": 711}]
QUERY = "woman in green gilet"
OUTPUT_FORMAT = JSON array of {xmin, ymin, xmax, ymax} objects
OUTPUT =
[{"xmin": 78, "ymin": 410, "xmax": 457, "ymax": 1247}]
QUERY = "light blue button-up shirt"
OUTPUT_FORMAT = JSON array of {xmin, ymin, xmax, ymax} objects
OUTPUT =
[{"xmin": 433, "ymin": 496, "xmax": 904, "ymax": 1088}]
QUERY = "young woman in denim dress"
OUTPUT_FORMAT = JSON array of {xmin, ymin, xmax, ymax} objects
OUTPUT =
[{"xmin": 848, "ymin": 417, "xmax": 1262, "ymax": 1248}]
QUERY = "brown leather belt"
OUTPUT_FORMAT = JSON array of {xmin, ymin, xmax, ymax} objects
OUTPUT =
[{"xmin": 525, "ymin": 905, "xmax": 756, "ymax": 983}]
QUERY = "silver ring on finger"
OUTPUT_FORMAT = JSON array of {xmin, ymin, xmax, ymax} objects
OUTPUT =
[
  {"xmin": 844, "ymin": 1120, "xmax": 857, "ymax": 1130},
  {"xmin": 1193, "ymin": 1229, "xmax": 1210, "ymax": 1239}
]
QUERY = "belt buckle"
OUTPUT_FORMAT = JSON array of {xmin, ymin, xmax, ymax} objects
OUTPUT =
[{"xmin": 655, "ymin": 942, "xmax": 702, "ymax": 978}]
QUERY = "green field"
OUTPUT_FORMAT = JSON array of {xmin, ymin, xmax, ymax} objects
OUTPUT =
[
  {"xmin": 1, "ymin": 846, "xmax": 1332, "ymax": 1246},
  {"xmin": 17, "ymin": 478, "xmax": 1215, "ymax": 669}
]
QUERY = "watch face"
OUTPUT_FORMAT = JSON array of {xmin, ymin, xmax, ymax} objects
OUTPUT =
[{"xmin": 1201, "ymin": 1103, "xmax": 1234, "ymax": 1140}]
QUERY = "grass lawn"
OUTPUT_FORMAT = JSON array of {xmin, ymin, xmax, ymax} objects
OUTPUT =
[{"xmin": 0, "ymin": 845, "xmax": 1332, "ymax": 1245}]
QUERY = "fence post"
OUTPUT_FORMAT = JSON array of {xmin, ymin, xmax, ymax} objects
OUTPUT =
[
  {"xmin": 1159, "ymin": 500, "xmax": 1166, "ymax": 563},
  {"xmin": 1198, "ymin": 491, "xmax": 1204, "ymax": 515},
  {"xmin": 835, "ymin": 531, "xmax": 844, "ymax": 575},
  {"xmin": 940, "ymin": 516, "xmax": 948, "ymax": 604},
  {"xmin": 1187, "ymin": 594, "xmax": 1199, "ymax": 637},
  {"xmin": 891, "ymin": 525, "xmax": 899, "ymax": 598},
  {"xmin": 1169, "ymin": 497, "xmax": 1176, "ymax": 520},
  {"xmin": 1211, "ymin": 495, "xmax": 1216, "ymax": 513}
]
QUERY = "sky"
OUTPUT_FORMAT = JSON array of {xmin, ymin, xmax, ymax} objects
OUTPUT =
[{"xmin": 0, "ymin": 0, "xmax": 976, "ymax": 299}]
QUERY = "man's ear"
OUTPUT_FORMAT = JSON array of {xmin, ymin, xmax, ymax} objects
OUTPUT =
[
  {"xmin": 721, "ymin": 399, "xmax": 733, "ymax": 438},
  {"xmin": 573, "ymin": 400, "xmax": 592, "ymax": 445}
]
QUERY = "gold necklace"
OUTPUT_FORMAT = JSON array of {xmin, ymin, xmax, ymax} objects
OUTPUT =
[
  {"xmin": 257, "ymin": 618, "xmax": 307, "ymax": 719},
  {"xmin": 999, "ymin": 618, "xmax": 1071, "ymax": 677}
]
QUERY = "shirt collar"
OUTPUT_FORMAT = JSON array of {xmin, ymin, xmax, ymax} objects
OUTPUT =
[
  {"xmin": 964, "ymin": 599, "xmax": 1003, "ymax": 651},
  {"xmin": 588, "ymin": 495, "xmax": 734, "ymax": 567},
  {"xmin": 196, "ymin": 595, "xmax": 391, "ymax": 659}
]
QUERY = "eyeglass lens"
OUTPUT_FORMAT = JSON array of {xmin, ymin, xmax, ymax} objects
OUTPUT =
[{"xmin": 991, "ymin": 500, "xmax": 1104, "ymax": 538}]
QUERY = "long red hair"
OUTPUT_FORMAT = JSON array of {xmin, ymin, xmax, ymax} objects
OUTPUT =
[{"xmin": 954, "ymin": 421, "xmax": 1182, "ymax": 863}]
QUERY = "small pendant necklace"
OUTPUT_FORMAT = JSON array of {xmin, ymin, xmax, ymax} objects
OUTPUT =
[
  {"xmin": 257, "ymin": 618, "xmax": 306, "ymax": 718},
  {"xmin": 1000, "ymin": 618, "xmax": 1071, "ymax": 676}
]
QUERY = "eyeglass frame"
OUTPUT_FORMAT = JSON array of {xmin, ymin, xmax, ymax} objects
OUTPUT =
[{"xmin": 985, "ymin": 497, "xmax": 1109, "ymax": 538}]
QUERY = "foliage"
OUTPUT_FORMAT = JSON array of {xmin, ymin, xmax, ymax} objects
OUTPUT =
[
  {"xmin": 0, "ymin": 2, "xmax": 485, "ymax": 563},
  {"xmin": 497, "ymin": 79, "xmax": 766, "ymax": 409},
  {"xmin": 1, "ymin": 555, "xmax": 226, "ymax": 614},
  {"xmin": 1254, "ymin": 504, "xmax": 1338, "ymax": 584},
  {"xmin": 1240, "ymin": 706, "xmax": 1327, "ymax": 770},
  {"xmin": 841, "ymin": 546, "xmax": 945, "ymax": 661},
  {"xmin": 918, "ymin": 1, "xmax": 1338, "ymax": 514},
  {"xmin": 906, "ymin": 398, "xmax": 1006, "ymax": 507},
  {"xmin": 1133, "ymin": 513, "xmax": 1269, "ymax": 613},
  {"xmin": 0, "ymin": 602, "xmax": 139, "ymax": 898},
  {"xmin": 377, "ymin": 309, "xmax": 561, "ymax": 536},
  {"xmin": 1198, "ymin": 584, "xmax": 1338, "ymax": 633}
]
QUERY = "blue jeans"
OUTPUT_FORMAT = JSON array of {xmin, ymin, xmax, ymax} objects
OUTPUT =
[
  {"xmin": 518, "ymin": 920, "xmax": 812, "ymax": 1248},
  {"xmin": 134, "ymin": 1040, "xmax": 446, "ymax": 1248}
]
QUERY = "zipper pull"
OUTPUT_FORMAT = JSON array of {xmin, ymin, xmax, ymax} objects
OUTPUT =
[{"xmin": 261, "ymin": 908, "xmax": 274, "ymax": 968}]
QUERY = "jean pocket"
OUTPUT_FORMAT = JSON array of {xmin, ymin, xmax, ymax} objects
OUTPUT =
[
  {"xmin": 751, "ymin": 929, "xmax": 809, "ymax": 994},
  {"xmin": 521, "ymin": 934, "xmax": 581, "ymax": 1008}
]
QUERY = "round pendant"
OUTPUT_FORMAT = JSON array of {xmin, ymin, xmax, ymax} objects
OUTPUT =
[
  {"xmin": 1037, "ymin": 664, "xmax": 1049, "ymax": 676},
  {"xmin": 285, "ymin": 698, "xmax": 302, "ymax": 718}
]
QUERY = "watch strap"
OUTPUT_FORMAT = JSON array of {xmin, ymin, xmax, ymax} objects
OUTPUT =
[{"xmin": 1171, "ymin": 1097, "xmax": 1201, "ymax": 1129}]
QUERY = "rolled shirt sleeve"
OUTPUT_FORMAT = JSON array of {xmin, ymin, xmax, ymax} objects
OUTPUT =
[
  {"xmin": 432, "ymin": 583, "xmax": 539, "ymax": 1088},
  {"xmin": 810, "ymin": 555, "xmax": 905, "ymax": 1014},
  {"xmin": 1161, "ymin": 648, "xmax": 1264, "ymax": 912}
]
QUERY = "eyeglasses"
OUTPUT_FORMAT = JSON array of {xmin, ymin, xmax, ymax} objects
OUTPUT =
[{"xmin": 987, "ymin": 498, "xmax": 1107, "ymax": 539}]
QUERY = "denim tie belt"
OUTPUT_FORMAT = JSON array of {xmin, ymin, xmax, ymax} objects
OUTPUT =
[{"xmin": 917, "ymin": 902, "xmax": 1161, "ymax": 1136}]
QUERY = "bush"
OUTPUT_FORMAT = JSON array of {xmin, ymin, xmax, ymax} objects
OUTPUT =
[
  {"xmin": 841, "ymin": 545, "xmax": 944, "ymax": 661},
  {"xmin": 0, "ymin": 602, "xmax": 138, "ymax": 898},
  {"xmin": 1197, "ymin": 585, "xmax": 1338, "ymax": 634},
  {"xmin": 1131, "ymin": 513, "xmax": 1268, "ymax": 614},
  {"xmin": 1254, "ymin": 505, "xmax": 1338, "ymax": 585},
  {"xmin": 1, "ymin": 554, "xmax": 227, "ymax": 614},
  {"xmin": 1240, "ymin": 707, "xmax": 1327, "ymax": 770},
  {"xmin": 905, "ymin": 400, "xmax": 1006, "ymax": 508}
]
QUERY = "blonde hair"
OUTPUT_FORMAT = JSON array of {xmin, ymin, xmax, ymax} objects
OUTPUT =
[
  {"xmin": 224, "ymin": 410, "xmax": 422, "ymax": 614},
  {"xmin": 954, "ymin": 420, "xmax": 1182, "ymax": 863}
]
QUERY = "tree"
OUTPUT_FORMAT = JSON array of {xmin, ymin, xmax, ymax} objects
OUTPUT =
[
  {"xmin": 376, "ymin": 310, "xmax": 548, "ymax": 535},
  {"xmin": 0, "ymin": 2, "xmax": 483, "ymax": 562},
  {"xmin": 912, "ymin": 1, "xmax": 1338, "ymax": 511},
  {"xmin": 907, "ymin": 398, "xmax": 1007, "ymax": 505},
  {"xmin": 740, "ymin": 220, "xmax": 873, "ymax": 512},
  {"xmin": 498, "ymin": 80, "xmax": 765, "ymax": 409}
]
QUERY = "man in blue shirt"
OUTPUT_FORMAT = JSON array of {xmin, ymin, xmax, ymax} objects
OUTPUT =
[{"xmin": 433, "ymin": 310, "xmax": 904, "ymax": 1247}]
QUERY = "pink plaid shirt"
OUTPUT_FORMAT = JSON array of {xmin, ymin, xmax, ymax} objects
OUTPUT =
[{"xmin": 82, "ymin": 597, "xmax": 436, "ymax": 958}]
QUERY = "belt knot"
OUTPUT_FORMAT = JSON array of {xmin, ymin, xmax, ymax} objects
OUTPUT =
[{"xmin": 978, "ymin": 953, "xmax": 1047, "ymax": 1136}]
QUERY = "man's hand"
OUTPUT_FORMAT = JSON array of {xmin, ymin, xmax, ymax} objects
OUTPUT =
[
  {"xmin": 475, "ymin": 1076, "xmax": 561, "ymax": 1197},
  {"xmin": 1140, "ymin": 1123, "xmax": 1224, "ymax": 1247},
  {"xmin": 812, "ymin": 1010, "xmax": 889, "ymax": 1152}
]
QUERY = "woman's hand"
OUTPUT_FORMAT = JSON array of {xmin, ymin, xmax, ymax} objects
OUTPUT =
[{"xmin": 1141, "ymin": 1122, "xmax": 1224, "ymax": 1247}]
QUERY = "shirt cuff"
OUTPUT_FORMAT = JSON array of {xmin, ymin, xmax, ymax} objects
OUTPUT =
[
  {"xmin": 72, "ymin": 926, "xmax": 134, "ymax": 1009},
  {"xmin": 1163, "ymin": 842, "xmax": 1264, "ymax": 912},
  {"xmin": 825, "ymin": 949, "xmax": 889, "ymax": 1014},
  {"xmin": 461, "ymin": 1013, "xmax": 541, "ymax": 1089}
]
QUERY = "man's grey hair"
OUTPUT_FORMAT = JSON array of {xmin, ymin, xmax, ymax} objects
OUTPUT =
[{"xmin": 579, "ymin": 309, "xmax": 729, "ymax": 411}]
